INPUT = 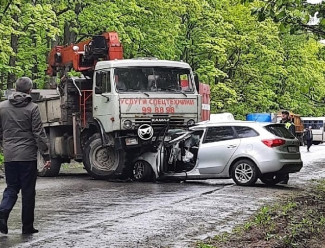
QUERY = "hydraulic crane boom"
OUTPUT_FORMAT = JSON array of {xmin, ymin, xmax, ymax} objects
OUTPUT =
[{"xmin": 46, "ymin": 32, "xmax": 123, "ymax": 76}]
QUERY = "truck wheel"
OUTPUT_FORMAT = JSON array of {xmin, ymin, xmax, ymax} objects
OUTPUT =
[
  {"xmin": 83, "ymin": 133, "xmax": 125, "ymax": 179},
  {"xmin": 37, "ymin": 151, "xmax": 61, "ymax": 177}
]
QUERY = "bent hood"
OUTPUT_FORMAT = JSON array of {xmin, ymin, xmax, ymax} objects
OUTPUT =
[{"xmin": 9, "ymin": 91, "xmax": 32, "ymax": 107}]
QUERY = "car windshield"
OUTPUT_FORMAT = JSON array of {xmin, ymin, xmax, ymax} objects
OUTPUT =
[
  {"xmin": 264, "ymin": 124, "xmax": 295, "ymax": 139},
  {"xmin": 114, "ymin": 67, "xmax": 194, "ymax": 93}
]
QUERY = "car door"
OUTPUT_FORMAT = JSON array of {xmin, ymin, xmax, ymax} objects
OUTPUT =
[{"xmin": 197, "ymin": 126, "xmax": 240, "ymax": 174}]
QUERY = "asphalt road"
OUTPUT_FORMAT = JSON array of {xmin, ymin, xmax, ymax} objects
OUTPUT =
[{"xmin": 0, "ymin": 144, "xmax": 325, "ymax": 248}]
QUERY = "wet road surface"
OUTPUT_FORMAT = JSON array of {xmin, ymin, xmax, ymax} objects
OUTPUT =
[{"xmin": 0, "ymin": 145, "xmax": 325, "ymax": 248}]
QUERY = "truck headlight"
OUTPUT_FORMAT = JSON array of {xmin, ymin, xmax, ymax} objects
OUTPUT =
[
  {"xmin": 123, "ymin": 120, "xmax": 132, "ymax": 129},
  {"xmin": 187, "ymin": 119, "xmax": 195, "ymax": 127}
]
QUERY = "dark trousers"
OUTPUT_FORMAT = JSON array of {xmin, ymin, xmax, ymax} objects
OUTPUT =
[
  {"xmin": 0, "ymin": 161, "xmax": 37, "ymax": 229},
  {"xmin": 307, "ymin": 139, "xmax": 312, "ymax": 151}
]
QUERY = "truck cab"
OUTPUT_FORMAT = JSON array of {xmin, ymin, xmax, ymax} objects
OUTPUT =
[
  {"xmin": 36, "ymin": 58, "xmax": 202, "ymax": 179},
  {"xmin": 92, "ymin": 59, "xmax": 201, "ymax": 148}
]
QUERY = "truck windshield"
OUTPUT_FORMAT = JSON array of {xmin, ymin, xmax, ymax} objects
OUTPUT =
[{"xmin": 114, "ymin": 67, "xmax": 194, "ymax": 93}]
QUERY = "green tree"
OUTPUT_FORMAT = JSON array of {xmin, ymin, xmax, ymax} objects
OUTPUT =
[
  {"xmin": 1, "ymin": 0, "xmax": 325, "ymax": 118},
  {"xmin": 241, "ymin": 0, "xmax": 325, "ymax": 37}
]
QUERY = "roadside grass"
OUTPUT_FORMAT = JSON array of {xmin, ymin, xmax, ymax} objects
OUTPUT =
[{"xmin": 197, "ymin": 179, "xmax": 325, "ymax": 248}]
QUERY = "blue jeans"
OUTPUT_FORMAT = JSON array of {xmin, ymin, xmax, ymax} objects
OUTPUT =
[{"xmin": 0, "ymin": 161, "xmax": 37, "ymax": 229}]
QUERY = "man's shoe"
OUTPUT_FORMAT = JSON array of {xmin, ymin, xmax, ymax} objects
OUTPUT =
[
  {"xmin": 0, "ymin": 218, "xmax": 8, "ymax": 234},
  {"xmin": 22, "ymin": 228, "xmax": 38, "ymax": 235}
]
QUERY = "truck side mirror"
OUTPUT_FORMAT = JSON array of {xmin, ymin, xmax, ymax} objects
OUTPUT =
[
  {"xmin": 194, "ymin": 74, "xmax": 200, "ymax": 92},
  {"xmin": 95, "ymin": 86, "xmax": 102, "ymax": 94}
]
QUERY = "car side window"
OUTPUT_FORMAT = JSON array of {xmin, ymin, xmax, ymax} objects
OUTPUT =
[
  {"xmin": 234, "ymin": 126, "xmax": 259, "ymax": 138},
  {"xmin": 203, "ymin": 126, "xmax": 235, "ymax": 143}
]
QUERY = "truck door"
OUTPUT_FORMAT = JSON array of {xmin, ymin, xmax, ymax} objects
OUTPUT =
[{"xmin": 93, "ymin": 70, "xmax": 115, "ymax": 131}]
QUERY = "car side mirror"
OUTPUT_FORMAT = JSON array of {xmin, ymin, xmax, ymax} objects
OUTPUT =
[
  {"xmin": 194, "ymin": 74, "xmax": 199, "ymax": 92},
  {"xmin": 95, "ymin": 86, "xmax": 102, "ymax": 94}
]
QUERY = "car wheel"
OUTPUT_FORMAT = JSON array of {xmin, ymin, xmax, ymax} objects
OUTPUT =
[
  {"xmin": 260, "ymin": 173, "xmax": 286, "ymax": 186},
  {"xmin": 231, "ymin": 159, "xmax": 258, "ymax": 186},
  {"xmin": 133, "ymin": 160, "xmax": 153, "ymax": 182}
]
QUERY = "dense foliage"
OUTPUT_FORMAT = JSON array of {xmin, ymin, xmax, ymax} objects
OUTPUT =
[{"xmin": 1, "ymin": 0, "xmax": 325, "ymax": 118}]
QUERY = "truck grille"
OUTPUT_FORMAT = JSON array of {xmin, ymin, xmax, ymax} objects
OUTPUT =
[{"xmin": 134, "ymin": 118, "xmax": 185, "ymax": 128}]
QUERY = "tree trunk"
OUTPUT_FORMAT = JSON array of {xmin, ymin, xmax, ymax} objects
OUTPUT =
[
  {"xmin": 60, "ymin": 3, "xmax": 82, "ymax": 77},
  {"xmin": 32, "ymin": 36, "xmax": 38, "ymax": 82},
  {"xmin": 63, "ymin": 3, "xmax": 82, "ymax": 45},
  {"xmin": 7, "ymin": 13, "xmax": 18, "ymax": 89},
  {"xmin": 63, "ymin": 21, "xmax": 77, "ymax": 45}
]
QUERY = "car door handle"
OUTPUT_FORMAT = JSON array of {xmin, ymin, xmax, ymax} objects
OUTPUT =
[{"xmin": 227, "ymin": 145, "xmax": 237, "ymax": 148}]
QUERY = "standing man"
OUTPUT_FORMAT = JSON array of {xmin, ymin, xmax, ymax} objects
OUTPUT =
[
  {"xmin": 305, "ymin": 126, "xmax": 313, "ymax": 152},
  {"xmin": 279, "ymin": 110, "xmax": 295, "ymax": 184},
  {"xmin": 280, "ymin": 110, "xmax": 296, "ymax": 136},
  {"xmin": 0, "ymin": 77, "xmax": 51, "ymax": 235}
]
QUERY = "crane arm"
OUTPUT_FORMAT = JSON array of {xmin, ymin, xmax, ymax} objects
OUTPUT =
[{"xmin": 46, "ymin": 32, "xmax": 123, "ymax": 76}]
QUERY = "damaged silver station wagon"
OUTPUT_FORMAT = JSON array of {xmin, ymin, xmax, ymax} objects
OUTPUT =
[{"xmin": 132, "ymin": 121, "xmax": 303, "ymax": 186}]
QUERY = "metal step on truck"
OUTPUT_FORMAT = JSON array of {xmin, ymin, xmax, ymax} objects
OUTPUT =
[{"xmin": 32, "ymin": 32, "xmax": 209, "ymax": 179}]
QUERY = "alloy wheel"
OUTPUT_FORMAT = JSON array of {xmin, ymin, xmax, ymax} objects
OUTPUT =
[{"xmin": 234, "ymin": 162, "xmax": 254, "ymax": 184}]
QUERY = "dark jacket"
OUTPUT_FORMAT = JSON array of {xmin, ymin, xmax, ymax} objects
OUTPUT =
[
  {"xmin": 0, "ymin": 92, "xmax": 49, "ymax": 162},
  {"xmin": 280, "ymin": 119, "xmax": 296, "ymax": 137},
  {"xmin": 305, "ymin": 129, "xmax": 313, "ymax": 141}
]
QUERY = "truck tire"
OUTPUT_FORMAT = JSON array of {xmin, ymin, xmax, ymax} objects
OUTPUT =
[
  {"xmin": 83, "ymin": 133, "xmax": 126, "ymax": 179},
  {"xmin": 37, "ymin": 151, "xmax": 61, "ymax": 177}
]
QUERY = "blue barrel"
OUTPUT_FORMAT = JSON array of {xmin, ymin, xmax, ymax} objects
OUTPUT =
[{"xmin": 246, "ymin": 113, "xmax": 272, "ymax": 122}]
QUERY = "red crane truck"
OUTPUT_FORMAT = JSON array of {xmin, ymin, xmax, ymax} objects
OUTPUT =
[{"xmin": 34, "ymin": 32, "xmax": 210, "ymax": 179}]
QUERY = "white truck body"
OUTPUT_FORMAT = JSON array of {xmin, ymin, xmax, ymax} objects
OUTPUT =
[{"xmin": 35, "ymin": 59, "xmax": 202, "ymax": 178}]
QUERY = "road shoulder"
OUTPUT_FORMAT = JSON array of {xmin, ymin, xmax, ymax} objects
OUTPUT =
[{"xmin": 198, "ymin": 179, "xmax": 325, "ymax": 248}]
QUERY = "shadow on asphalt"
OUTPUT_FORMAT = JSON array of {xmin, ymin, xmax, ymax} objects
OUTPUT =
[
  {"xmin": 37, "ymin": 173, "xmax": 89, "ymax": 179},
  {"xmin": 252, "ymin": 182, "xmax": 303, "ymax": 191},
  {"xmin": 35, "ymin": 174, "xmax": 304, "ymax": 193},
  {"xmin": 183, "ymin": 180, "xmax": 234, "ymax": 187}
]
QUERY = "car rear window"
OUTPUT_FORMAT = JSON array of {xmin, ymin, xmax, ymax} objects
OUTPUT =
[
  {"xmin": 264, "ymin": 124, "xmax": 295, "ymax": 139},
  {"xmin": 203, "ymin": 126, "xmax": 235, "ymax": 143},
  {"xmin": 234, "ymin": 126, "xmax": 259, "ymax": 138}
]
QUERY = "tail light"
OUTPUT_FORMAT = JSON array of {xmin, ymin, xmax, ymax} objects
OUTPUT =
[{"xmin": 262, "ymin": 139, "xmax": 286, "ymax": 147}]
